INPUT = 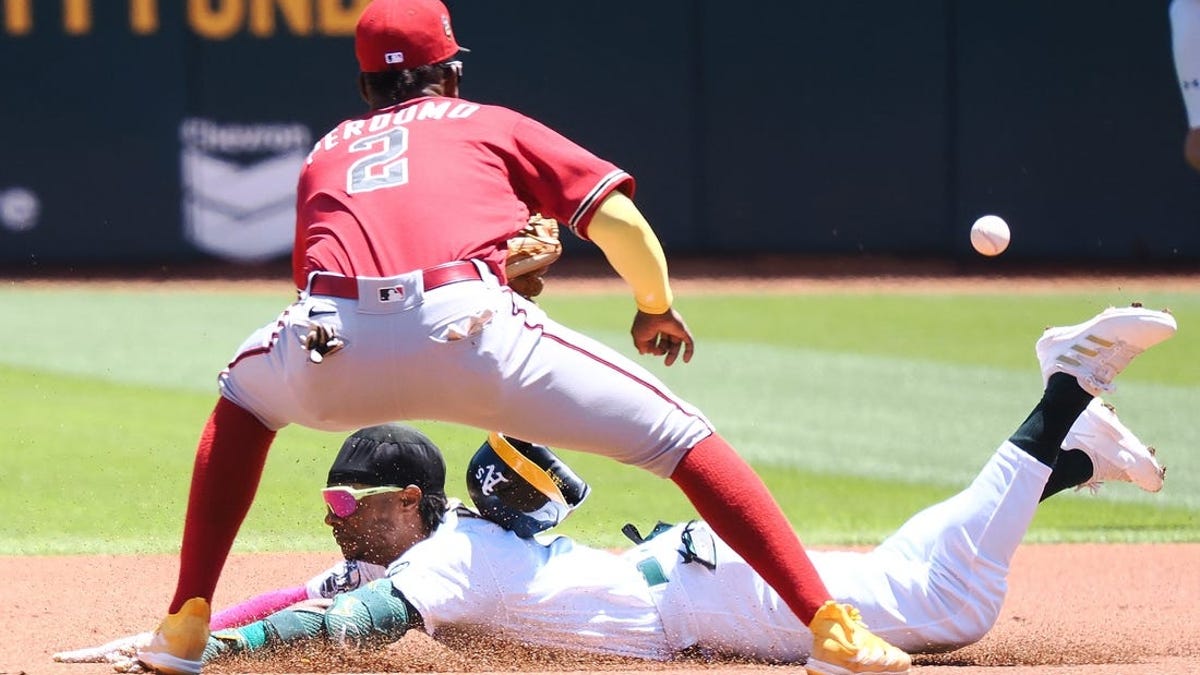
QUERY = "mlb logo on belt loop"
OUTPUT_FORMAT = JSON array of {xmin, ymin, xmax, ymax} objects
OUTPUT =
[{"xmin": 378, "ymin": 285, "xmax": 405, "ymax": 302}]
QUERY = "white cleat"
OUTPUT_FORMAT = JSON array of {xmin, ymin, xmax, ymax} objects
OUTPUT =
[
  {"xmin": 1062, "ymin": 398, "xmax": 1165, "ymax": 493},
  {"xmin": 1036, "ymin": 304, "xmax": 1177, "ymax": 395}
]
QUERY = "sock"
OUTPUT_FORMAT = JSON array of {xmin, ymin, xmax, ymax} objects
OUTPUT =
[
  {"xmin": 1039, "ymin": 449, "xmax": 1096, "ymax": 501},
  {"xmin": 169, "ymin": 397, "xmax": 276, "ymax": 613},
  {"xmin": 670, "ymin": 433, "xmax": 830, "ymax": 624},
  {"xmin": 1008, "ymin": 372, "xmax": 1093, "ymax": 467},
  {"xmin": 210, "ymin": 585, "xmax": 309, "ymax": 631}
]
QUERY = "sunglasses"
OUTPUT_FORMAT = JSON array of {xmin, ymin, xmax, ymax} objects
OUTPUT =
[{"xmin": 322, "ymin": 485, "xmax": 405, "ymax": 518}]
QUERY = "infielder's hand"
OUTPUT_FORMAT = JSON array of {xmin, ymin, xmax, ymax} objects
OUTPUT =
[
  {"xmin": 508, "ymin": 267, "xmax": 548, "ymax": 301},
  {"xmin": 52, "ymin": 632, "xmax": 152, "ymax": 671},
  {"xmin": 1186, "ymin": 128, "xmax": 1200, "ymax": 174},
  {"xmin": 632, "ymin": 308, "xmax": 694, "ymax": 366}
]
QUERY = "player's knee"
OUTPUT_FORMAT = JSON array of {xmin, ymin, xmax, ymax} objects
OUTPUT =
[
  {"xmin": 324, "ymin": 578, "xmax": 413, "ymax": 648},
  {"xmin": 956, "ymin": 622, "xmax": 990, "ymax": 648},
  {"xmin": 952, "ymin": 602, "xmax": 1000, "ymax": 648}
]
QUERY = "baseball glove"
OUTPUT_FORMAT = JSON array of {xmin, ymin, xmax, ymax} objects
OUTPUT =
[{"xmin": 505, "ymin": 214, "xmax": 562, "ymax": 299}]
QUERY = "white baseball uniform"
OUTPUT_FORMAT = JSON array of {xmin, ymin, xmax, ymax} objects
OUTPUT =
[
  {"xmin": 220, "ymin": 263, "xmax": 712, "ymax": 478},
  {"xmin": 307, "ymin": 441, "xmax": 1046, "ymax": 661},
  {"xmin": 1172, "ymin": 0, "xmax": 1200, "ymax": 128},
  {"xmin": 304, "ymin": 559, "xmax": 387, "ymax": 601}
]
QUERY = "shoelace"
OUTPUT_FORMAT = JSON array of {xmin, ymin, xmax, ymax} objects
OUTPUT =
[
  {"xmin": 1075, "ymin": 400, "xmax": 1118, "ymax": 493},
  {"xmin": 1074, "ymin": 401, "xmax": 1161, "ymax": 493},
  {"xmin": 845, "ymin": 604, "xmax": 869, "ymax": 629},
  {"xmin": 1078, "ymin": 444, "xmax": 1161, "ymax": 490}
]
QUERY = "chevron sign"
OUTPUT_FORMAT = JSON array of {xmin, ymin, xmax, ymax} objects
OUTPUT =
[{"xmin": 180, "ymin": 118, "xmax": 312, "ymax": 262}]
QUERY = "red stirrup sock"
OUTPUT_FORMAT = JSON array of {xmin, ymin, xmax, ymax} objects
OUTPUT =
[
  {"xmin": 169, "ymin": 397, "xmax": 276, "ymax": 613},
  {"xmin": 670, "ymin": 433, "xmax": 830, "ymax": 623}
]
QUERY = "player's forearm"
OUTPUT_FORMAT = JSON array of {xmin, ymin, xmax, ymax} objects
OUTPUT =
[
  {"xmin": 587, "ymin": 192, "xmax": 674, "ymax": 314},
  {"xmin": 210, "ymin": 585, "xmax": 309, "ymax": 630},
  {"xmin": 203, "ymin": 579, "xmax": 416, "ymax": 664}
]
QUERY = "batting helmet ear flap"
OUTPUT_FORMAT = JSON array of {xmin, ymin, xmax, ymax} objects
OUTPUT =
[{"xmin": 466, "ymin": 432, "xmax": 591, "ymax": 538}]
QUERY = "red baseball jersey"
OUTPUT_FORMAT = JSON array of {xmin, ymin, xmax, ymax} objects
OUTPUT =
[{"xmin": 293, "ymin": 96, "xmax": 635, "ymax": 290}]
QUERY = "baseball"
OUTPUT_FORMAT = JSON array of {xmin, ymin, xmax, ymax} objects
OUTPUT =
[{"xmin": 970, "ymin": 215, "xmax": 1010, "ymax": 256}]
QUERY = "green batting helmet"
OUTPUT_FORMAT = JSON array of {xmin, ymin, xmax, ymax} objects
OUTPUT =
[{"xmin": 467, "ymin": 432, "xmax": 590, "ymax": 538}]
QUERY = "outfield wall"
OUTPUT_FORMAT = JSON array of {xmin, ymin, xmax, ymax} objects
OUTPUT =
[{"xmin": 1, "ymin": 0, "xmax": 1197, "ymax": 269}]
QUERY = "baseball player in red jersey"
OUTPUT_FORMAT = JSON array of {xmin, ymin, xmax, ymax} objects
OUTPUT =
[{"xmin": 135, "ymin": 2, "xmax": 909, "ymax": 674}]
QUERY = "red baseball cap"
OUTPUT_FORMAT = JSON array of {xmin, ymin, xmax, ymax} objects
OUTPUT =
[{"xmin": 355, "ymin": 0, "xmax": 467, "ymax": 72}]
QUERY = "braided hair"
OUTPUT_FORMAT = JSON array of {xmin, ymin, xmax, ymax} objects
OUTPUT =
[{"xmin": 418, "ymin": 491, "xmax": 449, "ymax": 534}]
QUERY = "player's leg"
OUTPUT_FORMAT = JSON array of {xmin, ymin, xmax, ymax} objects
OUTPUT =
[
  {"xmin": 1171, "ymin": 0, "xmax": 1200, "ymax": 172},
  {"xmin": 1033, "ymin": 304, "xmax": 1175, "ymax": 502},
  {"xmin": 418, "ymin": 290, "xmax": 907, "ymax": 674},
  {"xmin": 138, "ymin": 313, "xmax": 302, "ymax": 675},
  {"xmin": 136, "ymin": 397, "xmax": 277, "ymax": 675},
  {"xmin": 142, "ymin": 276, "xmax": 432, "ymax": 648},
  {"xmin": 830, "ymin": 305, "xmax": 1176, "ymax": 651},
  {"xmin": 1040, "ymin": 398, "xmax": 1165, "ymax": 500},
  {"xmin": 870, "ymin": 370, "xmax": 1099, "ymax": 564},
  {"xmin": 443, "ymin": 294, "xmax": 829, "ymax": 607},
  {"xmin": 137, "ymin": 266, "xmax": 549, "ymax": 674},
  {"xmin": 138, "ymin": 279, "xmax": 458, "ymax": 675},
  {"xmin": 170, "ymin": 398, "xmax": 278, "ymax": 610},
  {"xmin": 834, "ymin": 378, "xmax": 1076, "ymax": 652},
  {"xmin": 672, "ymin": 433, "xmax": 843, "ymax": 623},
  {"xmin": 628, "ymin": 521, "xmax": 815, "ymax": 663}
]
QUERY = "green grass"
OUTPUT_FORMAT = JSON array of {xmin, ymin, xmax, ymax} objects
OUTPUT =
[{"xmin": 1, "ymin": 284, "xmax": 1196, "ymax": 555}]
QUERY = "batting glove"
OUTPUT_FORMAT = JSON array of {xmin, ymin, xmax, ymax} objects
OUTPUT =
[{"xmin": 52, "ymin": 632, "xmax": 151, "ymax": 670}]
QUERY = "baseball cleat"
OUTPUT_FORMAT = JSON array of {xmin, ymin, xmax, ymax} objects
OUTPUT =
[
  {"xmin": 805, "ymin": 601, "xmax": 911, "ymax": 675},
  {"xmin": 1036, "ymin": 304, "xmax": 1176, "ymax": 396},
  {"xmin": 1062, "ymin": 398, "xmax": 1166, "ymax": 493},
  {"xmin": 136, "ymin": 598, "xmax": 211, "ymax": 675}
]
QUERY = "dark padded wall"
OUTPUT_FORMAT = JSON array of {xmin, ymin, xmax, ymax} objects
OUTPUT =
[
  {"xmin": 0, "ymin": 1, "xmax": 1196, "ymax": 269},
  {"xmin": 953, "ymin": 0, "xmax": 1200, "ymax": 260},
  {"xmin": 697, "ymin": 3, "xmax": 951, "ymax": 255}
]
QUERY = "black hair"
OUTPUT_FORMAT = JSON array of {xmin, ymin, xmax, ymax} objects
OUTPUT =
[
  {"xmin": 418, "ymin": 491, "xmax": 449, "ymax": 534},
  {"xmin": 362, "ymin": 62, "xmax": 458, "ymax": 107},
  {"xmin": 327, "ymin": 423, "xmax": 449, "ymax": 535}
]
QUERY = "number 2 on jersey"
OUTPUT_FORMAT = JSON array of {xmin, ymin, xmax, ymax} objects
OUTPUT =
[{"xmin": 346, "ymin": 128, "xmax": 410, "ymax": 194}]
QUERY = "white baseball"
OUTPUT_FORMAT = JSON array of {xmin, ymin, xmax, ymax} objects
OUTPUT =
[{"xmin": 970, "ymin": 215, "xmax": 1010, "ymax": 256}]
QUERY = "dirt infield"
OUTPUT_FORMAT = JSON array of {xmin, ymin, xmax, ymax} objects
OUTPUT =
[{"xmin": 6, "ymin": 543, "xmax": 1198, "ymax": 675}]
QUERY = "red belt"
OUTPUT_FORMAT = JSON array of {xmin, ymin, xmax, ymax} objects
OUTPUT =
[{"xmin": 308, "ymin": 261, "xmax": 482, "ymax": 299}]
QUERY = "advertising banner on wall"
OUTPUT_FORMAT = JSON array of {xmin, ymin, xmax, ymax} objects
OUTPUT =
[
  {"xmin": 179, "ymin": 118, "xmax": 311, "ymax": 262},
  {"xmin": 2, "ymin": 2, "xmax": 1196, "ymax": 268},
  {"xmin": 0, "ymin": 0, "xmax": 367, "ymax": 268}
]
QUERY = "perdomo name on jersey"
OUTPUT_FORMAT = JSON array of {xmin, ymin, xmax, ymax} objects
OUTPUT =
[{"xmin": 309, "ymin": 100, "xmax": 480, "ymax": 160}]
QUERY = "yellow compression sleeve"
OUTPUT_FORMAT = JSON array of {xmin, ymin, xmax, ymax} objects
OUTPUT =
[{"xmin": 586, "ymin": 192, "xmax": 674, "ymax": 314}]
